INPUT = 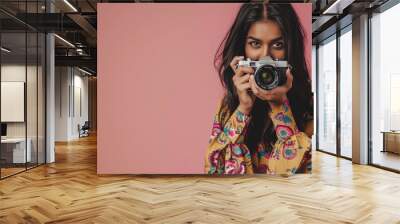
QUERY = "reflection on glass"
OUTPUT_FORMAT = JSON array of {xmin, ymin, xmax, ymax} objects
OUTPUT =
[
  {"xmin": 318, "ymin": 37, "xmax": 337, "ymax": 154},
  {"xmin": 0, "ymin": 1, "xmax": 46, "ymax": 179},
  {"xmin": 371, "ymin": 3, "xmax": 400, "ymax": 171},
  {"xmin": 27, "ymin": 31, "xmax": 38, "ymax": 169},
  {"xmin": 23, "ymin": 0, "xmax": 40, "ymax": 170},
  {"xmin": 1, "ymin": 32, "xmax": 27, "ymax": 177},
  {"xmin": 340, "ymin": 29, "xmax": 352, "ymax": 158}
]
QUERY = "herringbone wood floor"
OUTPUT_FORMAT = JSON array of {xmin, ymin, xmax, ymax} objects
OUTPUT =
[{"xmin": 1, "ymin": 135, "xmax": 400, "ymax": 224}]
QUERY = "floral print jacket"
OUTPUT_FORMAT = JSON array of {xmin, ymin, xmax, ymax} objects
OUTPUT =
[{"xmin": 204, "ymin": 99, "xmax": 312, "ymax": 176}]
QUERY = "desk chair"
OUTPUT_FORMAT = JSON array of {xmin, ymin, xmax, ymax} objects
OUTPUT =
[{"xmin": 79, "ymin": 121, "xmax": 90, "ymax": 138}]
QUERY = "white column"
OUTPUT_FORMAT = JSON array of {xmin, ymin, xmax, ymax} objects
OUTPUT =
[
  {"xmin": 46, "ymin": 32, "xmax": 55, "ymax": 163},
  {"xmin": 352, "ymin": 14, "xmax": 369, "ymax": 164},
  {"xmin": 45, "ymin": 0, "xmax": 55, "ymax": 163}
]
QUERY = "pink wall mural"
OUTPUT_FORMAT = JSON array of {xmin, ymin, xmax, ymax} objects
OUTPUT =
[{"xmin": 98, "ymin": 3, "xmax": 312, "ymax": 174}]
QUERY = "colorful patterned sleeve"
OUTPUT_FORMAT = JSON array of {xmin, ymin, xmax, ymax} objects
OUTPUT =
[
  {"xmin": 267, "ymin": 99, "xmax": 312, "ymax": 176},
  {"xmin": 204, "ymin": 102, "xmax": 251, "ymax": 174}
]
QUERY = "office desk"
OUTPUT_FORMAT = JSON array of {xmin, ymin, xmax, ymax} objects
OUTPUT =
[
  {"xmin": 1, "ymin": 138, "xmax": 32, "ymax": 163},
  {"xmin": 381, "ymin": 131, "xmax": 400, "ymax": 154}
]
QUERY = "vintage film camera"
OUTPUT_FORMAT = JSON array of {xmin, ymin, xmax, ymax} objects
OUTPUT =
[{"xmin": 237, "ymin": 56, "xmax": 290, "ymax": 90}]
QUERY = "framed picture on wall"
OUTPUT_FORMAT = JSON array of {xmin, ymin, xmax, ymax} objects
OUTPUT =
[{"xmin": 98, "ymin": 3, "xmax": 312, "ymax": 176}]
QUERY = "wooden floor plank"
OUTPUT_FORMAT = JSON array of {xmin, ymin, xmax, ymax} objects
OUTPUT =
[{"xmin": 0, "ymin": 134, "xmax": 400, "ymax": 223}]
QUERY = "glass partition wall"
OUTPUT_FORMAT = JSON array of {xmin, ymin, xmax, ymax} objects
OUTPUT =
[
  {"xmin": 370, "ymin": 2, "xmax": 400, "ymax": 172},
  {"xmin": 0, "ymin": 1, "xmax": 46, "ymax": 179},
  {"xmin": 316, "ymin": 25, "xmax": 353, "ymax": 159},
  {"xmin": 315, "ymin": 0, "xmax": 400, "ymax": 172}
]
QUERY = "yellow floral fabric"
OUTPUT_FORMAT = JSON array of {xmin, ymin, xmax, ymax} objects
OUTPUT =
[{"xmin": 204, "ymin": 99, "xmax": 311, "ymax": 176}]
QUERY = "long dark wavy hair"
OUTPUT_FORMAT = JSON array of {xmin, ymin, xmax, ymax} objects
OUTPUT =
[{"xmin": 214, "ymin": 3, "xmax": 313, "ymax": 158}]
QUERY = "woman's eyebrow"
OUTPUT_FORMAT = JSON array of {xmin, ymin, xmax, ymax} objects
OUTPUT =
[
  {"xmin": 247, "ymin": 36, "xmax": 262, "ymax": 42},
  {"xmin": 270, "ymin": 36, "xmax": 284, "ymax": 42},
  {"xmin": 247, "ymin": 36, "xmax": 284, "ymax": 42}
]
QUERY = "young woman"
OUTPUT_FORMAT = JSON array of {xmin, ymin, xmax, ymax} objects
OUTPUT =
[{"xmin": 204, "ymin": 3, "xmax": 313, "ymax": 175}]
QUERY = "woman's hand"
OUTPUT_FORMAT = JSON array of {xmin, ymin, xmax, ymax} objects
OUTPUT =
[
  {"xmin": 230, "ymin": 56, "xmax": 256, "ymax": 115},
  {"xmin": 249, "ymin": 68, "xmax": 293, "ymax": 109}
]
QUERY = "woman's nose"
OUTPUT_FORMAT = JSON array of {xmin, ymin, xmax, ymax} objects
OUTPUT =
[{"xmin": 259, "ymin": 46, "xmax": 269, "ymax": 59}]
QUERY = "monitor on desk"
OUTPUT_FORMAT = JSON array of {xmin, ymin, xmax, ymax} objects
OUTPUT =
[{"xmin": 1, "ymin": 123, "xmax": 7, "ymax": 138}]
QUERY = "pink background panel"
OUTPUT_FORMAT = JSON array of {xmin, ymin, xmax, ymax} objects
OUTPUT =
[{"xmin": 97, "ymin": 3, "xmax": 311, "ymax": 174}]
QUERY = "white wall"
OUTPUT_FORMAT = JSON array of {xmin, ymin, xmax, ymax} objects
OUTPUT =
[
  {"xmin": 1, "ymin": 82, "xmax": 25, "ymax": 122},
  {"xmin": 1, "ymin": 65, "xmax": 40, "ymax": 138},
  {"xmin": 55, "ymin": 67, "xmax": 89, "ymax": 141},
  {"xmin": 55, "ymin": 66, "xmax": 70, "ymax": 141},
  {"xmin": 1, "ymin": 65, "xmax": 26, "ymax": 134},
  {"xmin": 71, "ymin": 73, "xmax": 89, "ymax": 138}
]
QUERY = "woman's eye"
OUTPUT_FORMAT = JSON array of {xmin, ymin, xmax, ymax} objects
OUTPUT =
[
  {"xmin": 272, "ymin": 42, "xmax": 284, "ymax": 49},
  {"xmin": 249, "ymin": 41, "xmax": 261, "ymax": 48}
]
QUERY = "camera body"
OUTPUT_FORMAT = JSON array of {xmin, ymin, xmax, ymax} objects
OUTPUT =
[{"xmin": 237, "ymin": 56, "xmax": 289, "ymax": 90}]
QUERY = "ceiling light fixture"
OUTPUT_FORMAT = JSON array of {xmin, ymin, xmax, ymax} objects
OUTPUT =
[
  {"xmin": 63, "ymin": 0, "xmax": 78, "ymax": 12},
  {"xmin": 78, "ymin": 67, "xmax": 93, "ymax": 76},
  {"xmin": 322, "ymin": 0, "xmax": 355, "ymax": 15},
  {"xmin": 1, "ymin": 47, "xmax": 11, "ymax": 53},
  {"xmin": 54, "ymin": 34, "xmax": 75, "ymax": 48}
]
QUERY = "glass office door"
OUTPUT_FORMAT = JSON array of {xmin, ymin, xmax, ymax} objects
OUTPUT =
[{"xmin": 0, "ymin": 1, "xmax": 46, "ymax": 179}]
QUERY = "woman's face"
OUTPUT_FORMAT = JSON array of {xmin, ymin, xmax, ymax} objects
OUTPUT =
[{"xmin": 244, "ymin": 19, "xmax": 285, "ymax": 61}]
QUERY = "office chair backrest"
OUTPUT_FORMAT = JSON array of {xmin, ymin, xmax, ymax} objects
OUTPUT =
[{"xmin": 82, "ymin": 121, "xmax": 90, "ymax": 129}]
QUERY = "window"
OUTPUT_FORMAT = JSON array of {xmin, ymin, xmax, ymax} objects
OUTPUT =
[
  {"xmin": 371, "ymin": 2, "xmax": 400, "ymax": 171},
  {"xmin": 317, "ymin": 35, "xmax": 337, "ymax": 154},
  {"xmin": 339, "ymin": 27, "xmax": 352, "ymax": 158}
]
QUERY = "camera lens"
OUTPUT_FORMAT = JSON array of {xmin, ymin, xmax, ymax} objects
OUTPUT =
[{"xmin": 254, "ymin": 65, "xmax": 278, "ymax": 90}]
